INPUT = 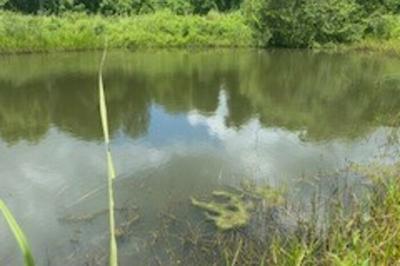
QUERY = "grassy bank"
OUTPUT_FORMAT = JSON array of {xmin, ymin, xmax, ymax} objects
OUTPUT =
[
  {"xmin": 2, "ymin": 11, "xmax": 400, "ymax": 54},
  {"xmin": 0, "ymin": 11, "xmax": 254, "ymax": 53},
  {"xmin": 318, "ymin": 39, "xmax": 400, "ymax": 56}
]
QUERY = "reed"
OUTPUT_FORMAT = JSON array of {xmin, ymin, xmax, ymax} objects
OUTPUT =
[
  {"xmin": 0, "ymin": 199, "xmax": 35, "ymax": 266},
  {"xmin": 98, "ymin": 47, "xmax": 118, "ymax": 266}
]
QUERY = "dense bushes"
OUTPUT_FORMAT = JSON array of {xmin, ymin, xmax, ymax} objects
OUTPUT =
[
  {"xmin": 364, "ymin": 13, "xmax": 400, "ymax": 40},
  {"xmin": 2, "ymin": 0, "xmax": 400, "ymax": 50},
  {"xmin": 243, "ymin": 0, "xmax": 400, "ymax": 48},
  {"xmin": 244, "ymin": 0, "xmax": 367, "ymax": 48},
  {"xmin": 357, "ymin": 0, "xmax": 400, "ymax": 14},
  {"xmin": 0, "ymin": 10, "xmax": 254, "ymax": 52}
]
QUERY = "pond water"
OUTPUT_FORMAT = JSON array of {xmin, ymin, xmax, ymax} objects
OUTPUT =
[{"xmin": 0, "ymin": 49, "xmax": 400, "ymax": 265}]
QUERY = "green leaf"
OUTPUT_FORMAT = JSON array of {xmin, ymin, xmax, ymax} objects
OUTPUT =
[
  {"xmin": 0, "ymin": 199, "xmax": 35, "ymax": 266},
  {"xmin": 98, "ymin": 47, "xmax": 118, "ymax": 266}
]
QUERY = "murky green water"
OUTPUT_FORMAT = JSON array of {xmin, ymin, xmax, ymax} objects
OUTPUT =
[{"xmin": 1, "ymin": 50, "xmax": 400, "ymax": 265}]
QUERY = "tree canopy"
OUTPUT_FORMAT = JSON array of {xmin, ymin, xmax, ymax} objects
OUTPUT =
[{"xmin": 1, "ymin": 0, "xmax": 243, "ymax": 14}]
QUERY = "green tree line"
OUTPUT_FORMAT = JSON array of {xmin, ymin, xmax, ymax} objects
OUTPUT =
[
  {"xmin": 2, "ymin": 0, "xmax": 400, "ymax": 48},
  {"xmin": 2, "ymin": 0, "xmax": 399, "ymax": 15},
  {"xmin": 3, "ymin": 0, "xmax": 398, "ymax": 15},
  {"xmin": 0, "ymin": 0, "xmax": 242, "ymax": 14}
]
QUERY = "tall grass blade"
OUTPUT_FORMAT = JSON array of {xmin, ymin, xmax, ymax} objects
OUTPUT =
[
  {"xmin": 0, "ymin": 199, "xmax": 35, "ymax": 266},
  {"xmin": 98, "ymin": 48, "xmax": 118, "ymax": 266},
  {"xmin": 231, "ymin": 239, "xmax": 242, "ymax": 266}
]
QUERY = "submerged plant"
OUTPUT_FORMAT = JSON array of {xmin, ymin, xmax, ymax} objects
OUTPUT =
[
  {"xmin": 0, "ymin": 199, "xmax": 35, "ymax": 266},
  {"xmin": 98, "ymin": 47, "xmax": 118, "ymax": 266},
  {"xmin": 191, "ymin": 191, "xmax": 252, "ymax": 231},
  {"xmin": 240, "ymin": 180, "xmax": 286, "ymax": 206}
]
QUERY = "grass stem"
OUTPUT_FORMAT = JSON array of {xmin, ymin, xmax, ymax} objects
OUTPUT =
[{"xmin": 98, "ymin": 46, "xmax": 118, "ymax": 266}]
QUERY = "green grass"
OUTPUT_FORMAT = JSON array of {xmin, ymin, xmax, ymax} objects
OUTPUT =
[
  {"xmin": 2, "ymin": 10, "xmax": 400, "ymax": 54},
  {"xmin": 0, "ymin": 199, "xmax": 35, "ymax": 266},
  {"xmin": 0, "ymin": 10, "xmax": 255, "ymax": 53},
  {"xmin": 345, "ymin": 39, "xmax": 400, "ymax": 56},
  {"xmin": 98, "ymin": 48, "xmax": 118, "ymax": 266},
  {"xmin": 318, "ymin": 38, "xmax": 400, "ymax": 56},
  {"xmin": 275, "ymin": 166, "xmax": 400, "ymax": 265}
]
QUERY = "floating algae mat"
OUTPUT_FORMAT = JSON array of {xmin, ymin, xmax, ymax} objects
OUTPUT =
[
  {"xmin": 240, "ymin": 180, "xmax": 286, "ymax": 205},
  {"xmin": 191, "ymin": 182, "xmax": 286, "ymax": 230},
  {"xmin": 191, "ymin": 190, "xmax": 252, "ymax": 230}
]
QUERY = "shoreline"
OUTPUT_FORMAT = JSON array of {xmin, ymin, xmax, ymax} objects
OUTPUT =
[{"xmin": 1, "ymin": 12, "xmax": 400, "ymax": 56}]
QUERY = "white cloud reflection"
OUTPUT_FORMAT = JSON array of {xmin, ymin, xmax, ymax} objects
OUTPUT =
[{"xmin": 188, "ymin": 89, "xmax": 397, "ymax": 183}]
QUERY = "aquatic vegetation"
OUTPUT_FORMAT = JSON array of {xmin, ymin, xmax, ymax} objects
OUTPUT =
[
  {"xmin": 0, "ymin": 199, "xmax": 35, "ymax": 266},
  {"xmin": 115, "ymin": 213, "xmax": 140, "ymax": 239},
  {"xmin": 166, "ymin": 163, "xmax": 400, "ymax": 265},
  {"xmin": 98, "ymin": 48, "xmax": 118, "ymax": 266},
  {"xmin": 240, "ymin": 180, "xmax": 285, "ymax": 206},
  {"xmin": 350, "ymin": 161, "xmax": 400, "ymax": 183},
  {"xmin": 311, "ymin": 171, "xmax": 400, "ymax": 265},
  {"xmin": 59, "ymin": 208, "xmax": 116, "ymax": 224},
  {"xmin": 191, "ymin": 190, "xmax": 252, "ymax": 231}
]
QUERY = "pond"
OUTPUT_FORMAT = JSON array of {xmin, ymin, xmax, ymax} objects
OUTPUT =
[{"xmin": 0, "ymin": 49, "xmax": 400, "ymax": 265}]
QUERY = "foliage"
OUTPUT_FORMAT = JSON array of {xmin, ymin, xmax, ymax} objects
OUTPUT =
[
  {"xmin": 243, "ymin": 0, "xmax": 366, "ymax": 48},
  {"xmin": 2, "ymin": 0, "xmax": 400, "ymax": 49},
  {"xmin": 1, "ymin": 0, "xmax": 243, "ymax": 14},
  {"xmin": 0, "ymin": 199, "xmax": 35, "ymax": 266},
  {"xmin": 365, "ymin": 13, "xmax": 400, "ymax": 39},
  {"xmin": 242, "ymin": 0, "xmax": 400, "ymax": 48},
  {"xmin": 0, "ymin": 11, "xmax": 254, "ymax": 52},
  {"xmin": 357, "ymin": 0, "xmax": 400, "ymax": 14},
  {"xmin": 241, "ymin": 0, "xmax": 271, "ymax": 45},
  {"xmin": 100, "ymin": 0, "xmax": 155, "ymax": 15},
  {"xmin": 0, "ymin": 0, "xmax": 8, "ymax": 8},
  {"xmin": 162, "ymin": 0, "xmax": 194, "ymax": 15}
]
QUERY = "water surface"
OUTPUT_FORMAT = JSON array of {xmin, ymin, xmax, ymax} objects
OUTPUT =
[{"xmin": 0, "ymin": 50, "xmax": 400, "ymax": 265}]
